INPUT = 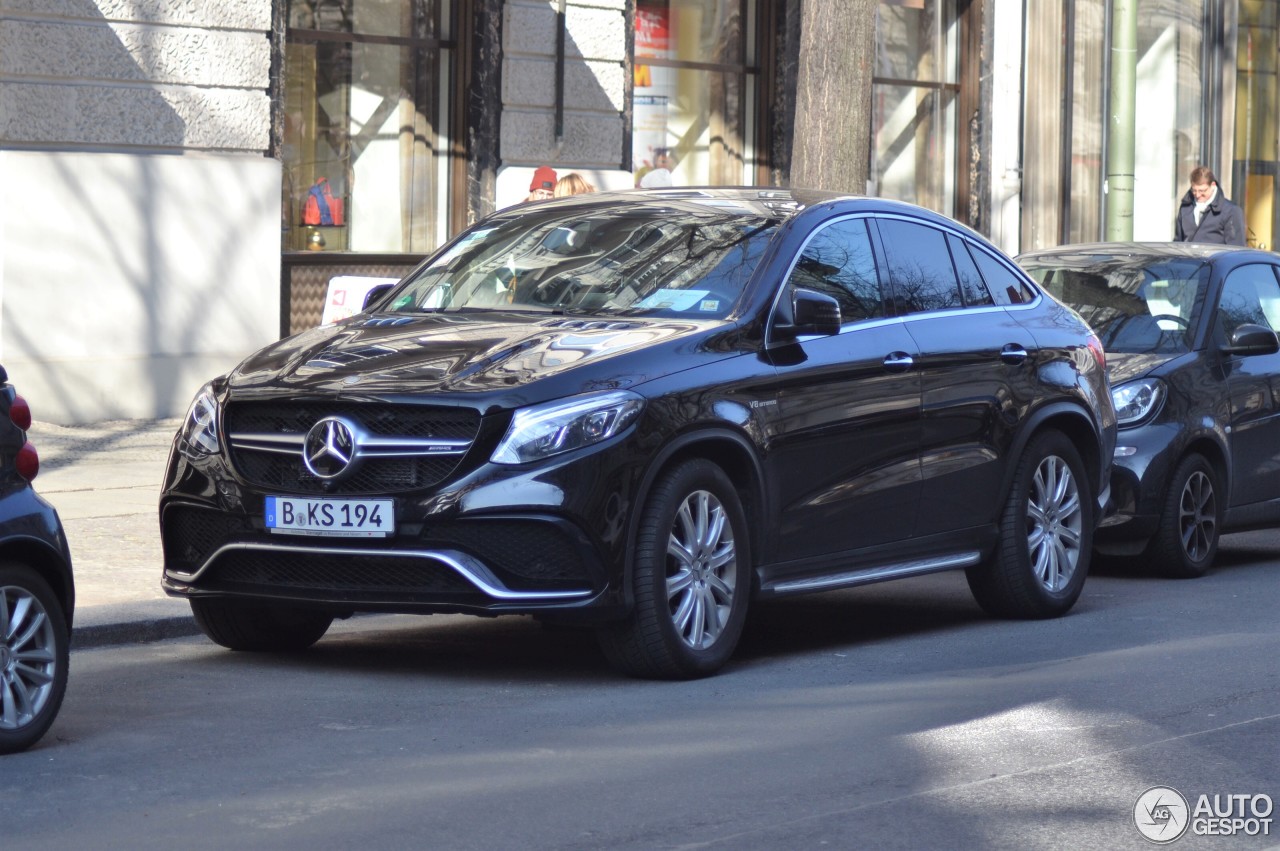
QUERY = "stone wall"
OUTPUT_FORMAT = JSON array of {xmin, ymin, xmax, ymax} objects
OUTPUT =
[
  {"xmin": 0, "ymin": 0, "xmax": 270, "ymax": 152},
  {"xmin": 0, "ymin": 0, "xmax": 279, "ymax": 423},
  {"xmin": 496, "ymin": 0, "xmax": 630, "ymax": 207}
]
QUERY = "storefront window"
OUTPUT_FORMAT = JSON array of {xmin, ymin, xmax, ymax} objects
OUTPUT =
[
  {"xmin": 632, "ymin": 0, "xmax": 757, "ymax": 187},
  {"xmin": 1023, "ymin": 1, "xmax": 1207, "ymax": 248},
  {"xmin": 1133, "ymin": 0, "xmax": 1205, "ymax": 240},
  {"xmin": 872, "ymin": 0, "xmax": 958, "ymax": 216},
  {"xmin": 283, "ymin": 0, "xmax": 453, "ymax": 253},
  {"xmin": 1236, "ymin": 0, "xmax": 1278, "ymax": 250}
]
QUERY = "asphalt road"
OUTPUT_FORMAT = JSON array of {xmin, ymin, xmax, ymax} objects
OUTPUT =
[{"xmin": 6, "ymin": 534, "xmax": 1280, "ymax": 850}]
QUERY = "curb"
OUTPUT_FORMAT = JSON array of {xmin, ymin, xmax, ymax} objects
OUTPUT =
[{"xmin": 71, "ymin": 616, "xmax": 202, "ymax": 651}]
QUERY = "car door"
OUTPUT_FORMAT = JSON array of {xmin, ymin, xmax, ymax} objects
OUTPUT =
[
  {"xmin": 874, "ymin": 219, "xmax": 1040, "ymax": 538},
  {"xmin": 1215, "ymin": 262, "xmax": 1280, "ymax": 507},
  {"xmin": 763, "ymin": 215, "xmax": 923, "ymax": 564}
]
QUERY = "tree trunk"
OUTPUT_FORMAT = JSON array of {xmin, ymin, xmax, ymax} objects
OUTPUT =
[{"xmin": 790, "ymin": 0, "xmax": 878, "ymax": 194}]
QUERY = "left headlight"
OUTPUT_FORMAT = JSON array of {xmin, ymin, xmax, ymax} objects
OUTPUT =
[
  {"xmin": 1112, "ymin": 377, "xmax": 1166, "ymax": 427},
  {"xmin": 492, "ymin": 390, "xmax": 645, "ymax": 465},
  {"xmin": 179, "ymin": 383, "xmax": 221, "ymax": 458}
]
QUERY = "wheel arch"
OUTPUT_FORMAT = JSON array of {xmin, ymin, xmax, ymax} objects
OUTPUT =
[
  {"xmin": 1002, "ymin": 402, "xmax": 1106, "ymax": 514},
  {"xmin": 622, "ymin": 428, "xmax": 767, "ymax": 609},
  {"xmin": 1179, "ymin": 435, "xmax": 1229, "ymax": 497},
  {"xmin": 0, "ymin": 537, "xmax": 74, "ymax": 628}
]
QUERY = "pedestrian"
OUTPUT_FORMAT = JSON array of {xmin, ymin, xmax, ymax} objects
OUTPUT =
[
  {"xmin": 1175, "ymin": 166, "xmax": 1246, "ymax": 245},
  {"xmin": 525, "ymin": 166, "xmax": 558, "ymax": 202},
  {"xmin": 638, "ymin": 148, "xmax": 675, "ymax": 188},
  {"xmin": 554, "ymin": 172, "xmax": 596, "ymax": 197}
]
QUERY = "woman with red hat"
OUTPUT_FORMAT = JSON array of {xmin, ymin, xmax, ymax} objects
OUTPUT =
[{"xmin": 525, "ymin": 166, "xmax": 558, "ymax": 202}]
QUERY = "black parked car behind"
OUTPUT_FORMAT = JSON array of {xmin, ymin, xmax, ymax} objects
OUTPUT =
[
  {"xmin": 1019, "ymin": 242, "xmax": 1280, "ymax": 577},
  {"xmin": 0, "ymin": 365, "xmax": 74, "ymax": 753},
  {"xmin": 161, "ymin": 188, "xmax": 1116, "ymax": 678}
]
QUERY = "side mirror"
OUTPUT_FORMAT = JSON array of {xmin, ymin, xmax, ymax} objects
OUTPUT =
[
  {"xmin": 773, "ymin": 287, "xmax": 841, "ymax": 341},
  {"xmin": 1223, "ymin": 323, "xmax": 1280, "ymax": 356},
  {"xmin": 362, "ymin": 283, "xmax": 396, "ymax": 311}
]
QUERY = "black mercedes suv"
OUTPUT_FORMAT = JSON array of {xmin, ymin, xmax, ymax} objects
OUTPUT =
[{"xmin": 160, "ymin": 188, "xmax": 1115, "ymax": 678}]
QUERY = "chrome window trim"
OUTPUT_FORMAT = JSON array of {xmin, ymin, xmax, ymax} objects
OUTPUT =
[{"xmin": 767, "ymin": 210, "xmax": 1042, "ymax": 345}]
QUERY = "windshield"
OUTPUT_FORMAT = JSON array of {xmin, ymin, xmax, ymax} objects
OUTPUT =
[
  {"xmin": 1020, "ymin": 254, "xmax": 1210, "ymax": 354},
  {"xmin": 381, "ymin": 203, "xmax": 780, "ymax": 319}
]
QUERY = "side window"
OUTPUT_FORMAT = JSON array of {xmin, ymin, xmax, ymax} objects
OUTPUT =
[
  {"xmin": 971, "ymin": 245, "xmax": 1037, "ymax": 305},
  {"xmin": 1217, "ymin": 264, "xmax": 1280, "ymax": 339},
  {"xmin": 787, "ymin": 218, "xmax": 883, "ymax": 323},
  {"xmin": 948, "ymin": 235, "xmax": 994, "ymax": 307},
  {"xmin": 876, "ymin": 219, "xmax": 963, "ymax": 314}
]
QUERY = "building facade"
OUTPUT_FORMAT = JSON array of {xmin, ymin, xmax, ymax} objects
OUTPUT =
[{"xmin": 1, "ymin": 0, "xmax": 1275, "ymax": 422}]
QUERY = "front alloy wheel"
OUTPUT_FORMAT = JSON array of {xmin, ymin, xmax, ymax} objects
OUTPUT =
[
  {"xmin": 1145, "ymin": 453, "xmax": 1220, "ymax": 578},
  {"xmin": 0, "ymin": 564, "xmax": 69, "ymax": 754},
  {"xmin": 666, "ymin": 488, "xmax": 738, "ymax": 650},
  {"xmin": 598, "ymin": 459, "xmax": 751, "ymax": 679}
]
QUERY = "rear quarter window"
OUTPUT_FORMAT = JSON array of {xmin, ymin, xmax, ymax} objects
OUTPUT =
[{"xmin": 971, "ymin": 246, "xmax": 1037, "ymax": 305}]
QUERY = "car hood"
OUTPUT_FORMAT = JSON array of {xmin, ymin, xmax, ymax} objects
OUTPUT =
[
  {"xmin": 1105, "ymin": 351, "xmax": 1180, "ymax": 385},
  {"xmin": 226, "ymin": 312, "xmax": 728, "ymax": 406}
]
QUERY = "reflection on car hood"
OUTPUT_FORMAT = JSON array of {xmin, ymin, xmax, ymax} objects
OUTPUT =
[
  {"xmin": 228, "ymin": 312, "xmax": 720, "ymax": 401},
  {"xmin": 1105, "ymin": 351, "xmax": 1176, "ymax": 385}
]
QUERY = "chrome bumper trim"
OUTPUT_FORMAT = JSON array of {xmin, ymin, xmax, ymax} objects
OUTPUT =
[{"xmin": 168, "ymin": 541, "xmax": 592, "ymax": 601}]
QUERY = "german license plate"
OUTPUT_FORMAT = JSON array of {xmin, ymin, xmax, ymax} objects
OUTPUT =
[{"xmin": 265, "ymin": 496, "xmax": 394, "ymax": 537}]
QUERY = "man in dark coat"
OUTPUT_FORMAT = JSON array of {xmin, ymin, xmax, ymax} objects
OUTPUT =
[{"xmin": 1175, "ymin": 166, "xmax": 1246, "ymax": 245}]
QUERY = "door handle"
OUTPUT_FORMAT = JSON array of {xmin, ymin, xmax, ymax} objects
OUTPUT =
[
  {"xmin": 1000, "ymin": 344, "xmax": 1029, "ymax": 366},
  {"xmin": 883, "ymin": 352, "xmax": 914, "ymax": 372}
]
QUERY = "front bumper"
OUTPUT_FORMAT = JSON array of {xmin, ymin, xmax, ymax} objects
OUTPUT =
[
  {"xmin": 160, "ymin": 427, "xmax": 644, "ymax": 623},
  {"xmin": 1095, "ymin": 420, "xmax": 1186, "ymax": 545},
  {"xmin": 161, "ymin": 501, "xmax": 619, "ymax": 619}
]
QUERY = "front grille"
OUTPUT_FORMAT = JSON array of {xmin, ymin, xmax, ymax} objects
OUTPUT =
[
  {"xmin": 224, "ymin": 401, "xmax": 480, "ymax": 495},
  {"xmin": 226, "ymin": 402, "xmax": 479, "ymax": 440},
  {"xmin": 206, "ymin": 551, "xmax": 482, "ymax": 600},
  {"xmin": 164, "ymin": 506, "xmax": 253, "ymax": 574},
  {"xmin": 233, "ymin": 453, "xmax": 460, "ymax": 495}
]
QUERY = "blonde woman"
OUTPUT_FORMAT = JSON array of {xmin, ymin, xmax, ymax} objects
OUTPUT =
[{"xmin": 554, "ymin": 173, "xmax": 596, "ymax": 197}]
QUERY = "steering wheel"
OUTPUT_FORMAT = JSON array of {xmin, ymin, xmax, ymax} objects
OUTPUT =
[
  {"xmin": 1150, "ymin": 313, "xmax": 1190, "ymax": 329},
  {"xmin": 532, "ymin": 276, "xmax": 591, "ymax": 306}
]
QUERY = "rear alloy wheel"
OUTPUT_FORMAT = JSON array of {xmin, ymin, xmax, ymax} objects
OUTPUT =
[
  {"xmin": 190, "ymin": 598, "xmax": 333, "ymax": 652},
  {"xmin": 0, "ymin": 564, "xmax": 69, "ymax": 754},
  {"xmin": 598, "ymin": 459, "xmax": 751, "ymax": 679},
  {"xmin": 1144, "ymin": 453, "xmax": 1220, "ymax": 578},
  {"xmin": 967, "ymin": 430, "xmax": 1093, "ymax": 618}
]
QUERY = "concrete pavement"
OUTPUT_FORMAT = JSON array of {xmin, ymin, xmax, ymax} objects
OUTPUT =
[{"xmin": 28, "ymin": 417, "xmax": 200, "ymax": 648}]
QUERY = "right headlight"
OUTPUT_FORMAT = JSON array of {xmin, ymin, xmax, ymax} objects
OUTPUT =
[
  {"xmin": 491, "ymin": 390, "xmax": 644, "ymax": 464},
  {"xmin": 1112, "ymin": 377, "xmax": 1166, "ymax": 427},
  {"xmin": 178, "ymin": 382, "xmax": 221, "ymax": 458}
]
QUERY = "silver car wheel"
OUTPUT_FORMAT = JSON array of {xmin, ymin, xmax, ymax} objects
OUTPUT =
[
  {"xmin": 666, "ymin": 489, "xmax": 737, "ymax": 650},
  {"xmin": 1026, "ymin": 454, "xmax": 1083, "ymax": 593},
  {"xmin": 0, "ymin": 584, "xmax": 57, "ymax": 731},
  {"xmin": 1178, "ymin": 470, "xmax": 1216, "ymax": 562}
]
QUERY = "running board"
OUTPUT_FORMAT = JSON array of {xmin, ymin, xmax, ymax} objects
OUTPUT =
[{"xmin": 763, "ymin": 551, "xmax": 982, "ymax": 596}]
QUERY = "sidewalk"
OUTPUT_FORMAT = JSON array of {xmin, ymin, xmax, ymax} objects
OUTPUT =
[{"xmin": 29, "ymin": 417, "xmax": 201, "ymax": 648}]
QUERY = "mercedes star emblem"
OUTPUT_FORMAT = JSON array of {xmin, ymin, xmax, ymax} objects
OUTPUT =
[{"xmin": 303, "ymin": 416, "xmax": 359, "ymax": 479}]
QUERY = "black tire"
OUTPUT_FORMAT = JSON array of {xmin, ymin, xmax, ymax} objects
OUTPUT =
[
  {"xmin": 190, "ymin": 598, "xmax": 333, "ymax": 652},
  {"xmin": 1143, "ymin": 453, "xmax": 1220, "ymax": 578},
  {"xmin": 967, "ymin": 430, "xmax": 1093, "ymax": 619},
  {"xmin": 598, "ymin": 459, "xmax": 751, "ymax": 679},
  {"xmin": 0, "ymin": 563, "xmax": 70, "ymax": 754}
]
